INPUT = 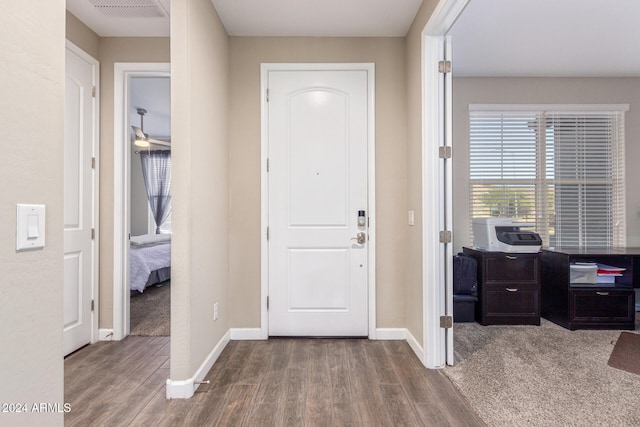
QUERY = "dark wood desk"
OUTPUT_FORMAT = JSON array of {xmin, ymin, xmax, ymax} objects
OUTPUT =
[{"xmin": 541, "ymin": 247, "xmax": 638, "ymax": 330}]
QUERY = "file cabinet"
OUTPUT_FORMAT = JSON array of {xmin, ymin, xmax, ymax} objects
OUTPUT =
[{"xmin": 463, "ymin": 247, "xmax": 541, "ymax": 325}]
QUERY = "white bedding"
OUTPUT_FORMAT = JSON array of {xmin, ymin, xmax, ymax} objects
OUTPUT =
[
  {"xmin": 130, "ymin": 239, "xmax": 171, "ymax": 293},
  {"xmin": 130, "ymin": 233, "xmax": 171, "ymax": 247}
]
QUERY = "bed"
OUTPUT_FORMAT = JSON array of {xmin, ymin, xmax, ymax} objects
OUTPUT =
[{"xmin": 130, "ymin": 233, "xmax": 171, "ymax": 293}]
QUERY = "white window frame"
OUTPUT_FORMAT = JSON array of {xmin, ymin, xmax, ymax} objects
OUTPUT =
[{"xmin": 469, "ymin": 104, "xmax": 628, "ymax": 248}]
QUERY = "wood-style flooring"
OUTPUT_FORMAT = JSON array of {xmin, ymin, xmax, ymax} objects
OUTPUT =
[{"xmin": 64, "ymin": 337, "xmax": 485, "ymax": 426}]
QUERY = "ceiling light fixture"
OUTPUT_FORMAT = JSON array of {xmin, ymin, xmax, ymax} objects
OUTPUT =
[{"xmin": 133, "ymin": 108, "xmax": 150, "ymax": 148}]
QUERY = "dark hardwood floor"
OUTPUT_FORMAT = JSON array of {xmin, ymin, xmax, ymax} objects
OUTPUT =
[{"xmin": 64, "ymin": 337, "xmax": 484, "ymax": 426}]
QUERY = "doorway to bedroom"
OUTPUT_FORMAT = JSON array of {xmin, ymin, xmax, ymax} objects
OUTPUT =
[{"xmin": 128, "ymin": 75, "xmax": 172, "ymax": 337}]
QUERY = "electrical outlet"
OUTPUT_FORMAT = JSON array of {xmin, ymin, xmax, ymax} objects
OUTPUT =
[{"xmin": 213, "ymin": 302, "xmax": 219, "ymax": 321}]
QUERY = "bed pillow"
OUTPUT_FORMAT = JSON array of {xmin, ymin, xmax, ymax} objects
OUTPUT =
[{"xmin": 130, "ymin": 233, "xmax": 171, "ymax": 247}]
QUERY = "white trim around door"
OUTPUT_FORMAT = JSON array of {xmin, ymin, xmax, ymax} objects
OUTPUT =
[
  {"xmin": 260, "ymin": 63, "xmax": 376, "ymax": 339},
  {"xmin": 113, "ymin": 62, "xmax": 170, "ymax": 340}
]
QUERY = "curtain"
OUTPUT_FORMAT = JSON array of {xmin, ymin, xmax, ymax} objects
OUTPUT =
[{"xmin": 140, "ymin": 150, "xmax": 171, "ymax": 234}]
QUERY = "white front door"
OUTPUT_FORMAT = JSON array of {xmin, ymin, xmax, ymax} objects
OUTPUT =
[
  {"xmin": 64, "ymin": 43, "xmax": 97, "ymax": 355},
  {"xmin": 267, "ymin": 67, "xmax": 371, "ymax": 336}
]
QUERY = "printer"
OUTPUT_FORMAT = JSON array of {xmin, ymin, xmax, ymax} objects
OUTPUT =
[{"xmin": 472, "ymin": 218, "xmax": 542, "ymax": 253}]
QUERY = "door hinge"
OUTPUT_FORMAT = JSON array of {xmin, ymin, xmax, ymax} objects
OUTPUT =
[
  {"xmin": 266, "ymin": 226, "xmax": 269, "ymax": 241},
  {"xmin": 266, "ymin": 88, "xmax": 269, "ymax": 102},
  {"xmin": 91, "ymin": 228, "xmax": 95, "ymax": 240},
  {"xmin": 266, "ymin": 296, "xmax": 269, "ymax": 310},
  {"xmin": 439, "ymin": 230, "xmax": 452, "ymax": 244},
  {"xmin": 440, "ymin": 315, "xmax": 453, "ymax": 328},
  {"xmin": 438, "ymin": 60, "xmax": 452, "ymax": 74},
  {"xmin": 439, "ymin": 146, "xmax": 452, "ymax": 159},
  {"xmin": 91, "ymin": 157, "xmax": 96, "ymax": 169},
  {"xmin": 91, "ymin": 299, "xmax": 95, "ymax": 312},
  {"xmin": 266, "ymin": 158, "xmax": 269, "ymax": 172},
  {"xmin": 92, "ymin": 86, "xmax": 96, "ymax": 98}
]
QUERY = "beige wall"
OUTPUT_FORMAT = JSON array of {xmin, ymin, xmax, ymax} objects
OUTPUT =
[
  {"xmin": 228, "ymin": 37, "xmax": 408, "ymax": 329},
  {"xmin": 171, "ymin": 0, "xmax": 230, "ymax": 379},
  {"xmin": 0, "ymin": 2, "xmax": 65, "ymax": 426},
  {"xmin": 453, "ymin": 77, "xmax": 640, "ymax": 252},
  {"xmin": 97, "ymin": 37, "xmax": 170, "ymax": 327},
  {"xmin": 404, "ymin": 0, "xmax": 440, "ymax": 347},
  {"xmin": 66, "ymin": 11, "xmax": 99, "ymax": 59}
]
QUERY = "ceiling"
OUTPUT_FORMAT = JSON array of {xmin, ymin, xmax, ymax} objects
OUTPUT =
[
  {"xmin": 211, "ymin": 0, "xmax": 423, "ymax": 37},
  {"xmin": 66, "ymin": 0, "xmax": 422, "ymax": 37},
  {"xmin": 448, "ymin": 0, "xmax": 640, "ymax": 77},
  {"xmin": 66, "ymin": 0, "xmax": 640, "ymax": 76},
  {"xmin": 67, "ymin": 0, "xmax": 170, "ymax": 37}
]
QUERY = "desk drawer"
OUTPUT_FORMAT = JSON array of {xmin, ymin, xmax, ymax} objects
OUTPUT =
[
  {"xmin": 480, "ymin": 285, "xmax": 540, "ymax": 325},
  {"xmin": 484, "ymin": 254, "xmax": 539, "ymax": 285},
  {"xmin": 570, "ymin": 289, "xmax": 634, "ymax": 324}
]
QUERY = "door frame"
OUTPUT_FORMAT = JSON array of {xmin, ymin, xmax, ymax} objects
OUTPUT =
[
  {"xmin": 65, "ymin": 39, "xmax": 100, "ymax": 347},
  {"xmin": 113, "ymin": 62, "xmax": 170, "ymax": 340},
  {"xmin": 422, "ymin": 0, "xmax": 469, "ymax": 368},
  {"xmin": 259, "ymin": 63, "xmax": 377, "ymax": 339}
]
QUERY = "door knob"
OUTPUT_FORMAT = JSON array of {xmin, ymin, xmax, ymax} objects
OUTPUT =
[{"xmin": 351, "ymin": 232, "xmax": 366, "ymax": 244}]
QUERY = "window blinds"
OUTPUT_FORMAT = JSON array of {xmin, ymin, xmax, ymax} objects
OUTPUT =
[{"xmin": 469, "ymin": 105, "xmax": 626, "ymax": 248}]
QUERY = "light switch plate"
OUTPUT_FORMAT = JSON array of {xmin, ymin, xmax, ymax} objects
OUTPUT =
[
  {"xmin": 408, "ymin": 210, "xmax": 415, "ymax": 226},
  {"xmin": 17, "ymin": 204, "xmax": 45, "ymax": 251}
]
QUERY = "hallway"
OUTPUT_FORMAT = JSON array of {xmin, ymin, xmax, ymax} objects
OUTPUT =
[{"xmin": 64, "ymin": 337, "xmax": 483, "ymax": 426}]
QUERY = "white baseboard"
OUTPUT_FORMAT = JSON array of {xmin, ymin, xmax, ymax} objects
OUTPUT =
[
  {"xmin": 98, "ymin": 329, "xmax": 115, "ymax": 341},
  {"xmin": 230, "ymin": 328, "xmax": 265, "ymax": 340},
  {"xmin": 405, "ymin": 329, "xmax": 425, "ymax": 365},
  {"xmin": 166, "ymin": 330, "xmax": 230, "ymax": 399},
  {"xmin": 375, "ymin": 328, "xmax": 407, "ymax": 340},
  {"xmin": 164, "ymin": 378, "xmax": 194, "ymax": 400}
]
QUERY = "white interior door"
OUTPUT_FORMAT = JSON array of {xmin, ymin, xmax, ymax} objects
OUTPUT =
[
  {"xmin": 423, "ymin": 0, "xmax": 467, "ymax": 369},
  {"xmin": 267, "ymin": 67, "xmax": 370, "ymax": 336},
  {"xmin": 443, "ymin": 37, "xmax": 455, "ymax": 365},
  {"xmin": 64, "ymin": 43, "xmax": 97, "ymax": 355}
]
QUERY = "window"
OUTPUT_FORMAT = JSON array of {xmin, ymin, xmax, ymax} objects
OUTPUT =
[{"xmin": 469, "ymin": 105, "xmax": 627, "ymax": 248}]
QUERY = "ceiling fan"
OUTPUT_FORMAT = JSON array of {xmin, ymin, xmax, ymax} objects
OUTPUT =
[{"xmin": 132, "ymin": 108, "xmax": 171, "ymax": 148}]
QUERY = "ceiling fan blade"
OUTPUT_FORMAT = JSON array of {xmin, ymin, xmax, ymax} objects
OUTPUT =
[
  {"xmin": 131, "ymin": 125, "xmax": 146, "ymax": 140},
  {"xmin": 148, "ymin": 137, "xmax": 171, "ymax": 147}
]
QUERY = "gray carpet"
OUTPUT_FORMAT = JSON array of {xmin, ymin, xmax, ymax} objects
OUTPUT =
[
  {"xmin": 130, "ymin": 281, "xmax": 170, "ymax": 336},
  {"xmin": 445, "ymin": 313, "xmax": 640, "ymax": 427}
]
